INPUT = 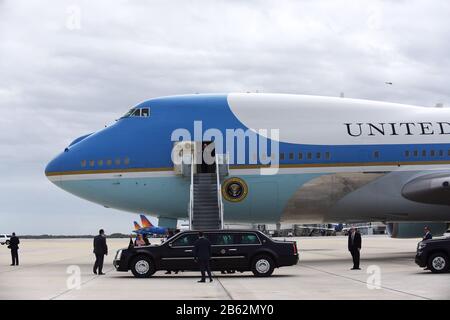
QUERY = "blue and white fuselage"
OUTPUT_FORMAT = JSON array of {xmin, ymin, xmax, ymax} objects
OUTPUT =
[{"xmin": 45, "ymin": 93, "xmax": 450, "ymax": 228}]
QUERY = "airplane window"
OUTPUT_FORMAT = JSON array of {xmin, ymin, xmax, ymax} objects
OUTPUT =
[
  {"xmin": 404, "ymin": 151, "xmax": 410, "ymax": 157},
  {"xmin": 89, "ymin": 160, "xmax": 95, "ymax": 167},
  {"xmin": 98, "ymin": 160, "xmax": 103, "ymax": 166},
  {"xmin": 298, "ymin": 152, "xmax": 303, "ymax": 160},
  {"xmin": 307, "ymin": 152, "xmax": 312, "ymax": 160},
  {"xmin": 81, "ymin": 160, "xmax": 86, "ymax": 167},
  {"xmin": 106, "ymin": 160, "xmax": 112, "ymax": 166},
  {"xmin": 115, "ymin": 158, "xmax": 121, "ymax": 165},
  {"xmin": 122, "ymin": 108, "xmax": 136, "ymax": 118},
  {"xmin": 439, "ymin": 150, "xmax": 444, "ymax": 157},
  {"xmin": 430, "ymin": 150, "xmax": 435, "ymax": 157},
  {"xmin": 413, "ymin": 150, "xmax": 418, "ymax": 157},
  {"xmin": 422, "ymin": 150, "xmax": 427, "ymax": 157},
  {"xmin": 141, "ymin": 108, "xmax": 150, "ymax": 117},
  {"xmin": 316, "ymin": 152, "xmax": 321, "ymax": 159},
  {"xmin": 280, "ymin": 153, "xmax": 285, "ymax": 161},
  {"xmin": 373, "ymin": 151, "xmax": 379, "ymax": 158},
  {"xmin": 289, "ymin": 153, "xmax": 294, "ymax": 160},
  {"xmin": 124, "ymin": 157, "xmax": 130, "ymax": 165},
  {"xmin": 131, "ymin": 109, "xmax": 141, "ymax": 117},
  {"xmin": 325, "ymin": 152, "xmax": 330, "ymax": 160}
]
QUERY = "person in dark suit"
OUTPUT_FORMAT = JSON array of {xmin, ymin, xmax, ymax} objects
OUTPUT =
[
  {"xmin": 93, "ymin": 229, "xmax": 108, "ymax": 275},
  {"xmin": 9, "ymin": 232, "xmax": 20, "ymax": 266},
  {"xmin": 193, "ymin": 231, "xmax": 213, "ymax": 283},
  {"xmin": 348, "ymin": 227, "xmax": 362, "ymax": 270},
  {"xmin": 423, "ymin": 226, "xmax": 433, "ymax": 240}
]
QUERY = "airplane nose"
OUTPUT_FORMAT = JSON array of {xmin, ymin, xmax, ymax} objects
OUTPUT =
[{"xmin": 45, "ymin": 151, "xmax": 68, "ymax": 180}]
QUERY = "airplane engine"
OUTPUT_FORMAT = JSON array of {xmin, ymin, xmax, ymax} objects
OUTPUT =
[{"xmin": 386, "ymin": 222, "xmax": 448, "ymax": 238}]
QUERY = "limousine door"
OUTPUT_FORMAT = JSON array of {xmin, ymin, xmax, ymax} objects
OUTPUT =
[
  {"xmin": 161, "ymin": 233, "xmax": 199, "ymax": 271},
  {"xmin": 209, "ymin": 233, "xmax": 249, "ymax": 271}
]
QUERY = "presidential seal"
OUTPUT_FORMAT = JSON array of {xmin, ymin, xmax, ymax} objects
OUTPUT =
[{"xmin": 222, "ymin": 177, "xmax": 248, "ymax": 202}]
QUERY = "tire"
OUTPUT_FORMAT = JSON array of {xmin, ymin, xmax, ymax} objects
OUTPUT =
[
  {"xmin": 251, "ymin": 255, "xmax": 275, "ymax": 277},
  {"xmin": 427, "ymin": 253, "xmax": 449, "ymax": 273},
  {"xmin": 5, "ymin": 240, "xmax": 9, "ymax": 245},
  {"xmin": 130, "ymin": 255, "xmax": 156, "ymax": 278}
]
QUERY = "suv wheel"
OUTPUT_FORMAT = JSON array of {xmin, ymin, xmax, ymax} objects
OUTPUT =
[
  {"xmin": 251, "ymin": 255, "xmax": 274, "ymax": 277},
  {"xmin": 427, "ymin": 253, "xmax": 449, "ymax": 273},
  {"xmin": 5, "ymin": 240, "xmax": 9, "ymax": 245},
  {"xmin": 130, "ymin": 255, "xmax": 155, "ymax": 278}
]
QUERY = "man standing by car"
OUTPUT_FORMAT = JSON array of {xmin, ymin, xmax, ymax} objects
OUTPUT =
[
  {"xmin": 9, "ymin": 232, "xmax": 20, "ymax": 266},
  {"xmin": 93, "ymin": 229, "xmax": 108, "ymax": 275},
  {"xmin": 423, "ymin": 226, "xmax": 433, "ymax": 240},
  {"xmin": 348, "ymin": 227, "xmax": 362, "ymax": 270},
  {"xmin": 193, "ymin": 232, "xmax": 213, "ymax": 283}
]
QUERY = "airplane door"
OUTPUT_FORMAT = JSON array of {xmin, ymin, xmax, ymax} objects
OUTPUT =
[{"xmin": 172, "ymin": 141, "xmax": 195, "ymax": 176}]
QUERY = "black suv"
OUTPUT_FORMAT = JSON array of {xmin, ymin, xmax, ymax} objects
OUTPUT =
[
  {"xmin": 415, "ymin": 237, "xmax": 450, "ymax": 273},
  {"xmin": 113, "ymin": 230, "xmax": 299, "ymax": 278}
]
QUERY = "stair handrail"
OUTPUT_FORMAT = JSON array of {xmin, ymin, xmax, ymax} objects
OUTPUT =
[
  {"xmin": 189, "ymin": 152, "xmax": 194, "ymax": 230},
  {"xmin": 216, "ymin": 153, "xmax": 224, "ymax": 229}
]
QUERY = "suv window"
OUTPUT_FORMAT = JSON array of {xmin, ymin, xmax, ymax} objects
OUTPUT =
[
  {"xmin": 171, "ymin": 234, "xmax": 199, "ymax": 247},
  {"xmin": 237, "ymin": 233, "xmax": 261, "ymax": 245}
]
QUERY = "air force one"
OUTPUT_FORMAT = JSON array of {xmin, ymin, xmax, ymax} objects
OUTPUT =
[{"xmin": 45, "ymin": 93, "xmax": 450, "ymax": 237}]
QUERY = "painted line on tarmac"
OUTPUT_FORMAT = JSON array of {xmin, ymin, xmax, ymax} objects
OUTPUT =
[
  {"xmin": 213, "ymin": 272, "xmax": 234, "ymax": 300},
  {"xmin": 297, "ymin": 264, "xmax": 432, "ymax": 300}
]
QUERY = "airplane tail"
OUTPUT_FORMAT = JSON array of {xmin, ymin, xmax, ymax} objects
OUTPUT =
[
  {"xmin": 133, "ymin": 221, "xmax": 142, "ymax": 230},
  {"xmin": 140, "ymin": 215, "xmax": 153, "ymax": 228}
]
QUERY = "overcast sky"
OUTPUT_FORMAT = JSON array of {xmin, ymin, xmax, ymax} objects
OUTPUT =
[{"xmin": 1, "ymin": 0, "xmax": 450, "ymax": 234}]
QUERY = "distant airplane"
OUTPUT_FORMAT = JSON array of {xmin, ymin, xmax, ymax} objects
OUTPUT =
[
  {"xmin": 385, "ymin": 82, "xmax": 393, "ymax": 85},
  {"xmin": 133, "ymin": 215, "xmax": 167, "ymax": 235}
]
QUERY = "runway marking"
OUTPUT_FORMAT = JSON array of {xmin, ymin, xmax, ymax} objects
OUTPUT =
[
  {"xmin": 212, "ymin": 272, "xmax": 234, "ymax": 300},
  {"xmin": 297, "ymin": 264, "xmax": 432, "ymax": 300}
]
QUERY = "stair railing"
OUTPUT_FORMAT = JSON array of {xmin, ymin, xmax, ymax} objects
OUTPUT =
[
  {"xmin": 189, "ymin": 153, "xmax": 194, "ymax": 230},
  {"xmin": 216, "ymin": 153, "xmax": 224, "ymax": 229}
]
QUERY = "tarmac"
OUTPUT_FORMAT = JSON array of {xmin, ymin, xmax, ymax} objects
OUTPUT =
[{"xmin": 0, "ymin": 235, "xmax": 449, "ymax": 300}]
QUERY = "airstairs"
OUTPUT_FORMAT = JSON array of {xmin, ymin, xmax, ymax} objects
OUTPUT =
[{"xmin": 188, "ymin": 153, "xmax": 229, "ymax": 230}]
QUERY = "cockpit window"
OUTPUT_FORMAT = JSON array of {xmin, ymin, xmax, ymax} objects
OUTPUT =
[{"xmin": 121, "ymin": 107, "xmax": 150, "ymax": 119}]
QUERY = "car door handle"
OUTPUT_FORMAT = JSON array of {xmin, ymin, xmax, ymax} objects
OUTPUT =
[
  {"xmin": 228, "ymin": 249, "xmax": 237, "ymax": 252},
  {"xmin": 184, "ymin": 249, "xmax": 193, "ymax": 253}
]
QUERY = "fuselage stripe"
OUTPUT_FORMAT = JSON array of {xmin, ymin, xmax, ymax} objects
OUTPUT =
[{"xmin": 45, "ymin": 160, "xmax": 450, "ymax": 176}]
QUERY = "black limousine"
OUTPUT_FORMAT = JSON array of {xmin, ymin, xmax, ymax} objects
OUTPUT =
[{"xmin": 114, "ymin": 230, "xmax": 299, "ymax": 278}]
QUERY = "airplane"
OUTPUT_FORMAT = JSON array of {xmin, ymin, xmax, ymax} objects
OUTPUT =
[
  {"xmin": 133, "ymin": 214, "xmax": 167, "ymax": 235},
  {"xmin": 45, "ymin": 93, "xmax": 450, "ymax": 238}
]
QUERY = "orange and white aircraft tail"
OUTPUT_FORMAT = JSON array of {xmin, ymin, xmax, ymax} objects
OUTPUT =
[
  {"xmin": 140, "ymin": 215, "xmax": 153, "ymax": 228},
  {"xmin": 133, "ymin": 221, "xmax": 142, "ymax": 231}
]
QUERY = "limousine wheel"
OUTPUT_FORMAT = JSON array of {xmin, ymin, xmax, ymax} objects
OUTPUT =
[
  {"xmin": 428, "ymin": 253, "xmax": 449, "ymax": 273},
  {"xmin": 131, "ymin": 255, "xmax": 155, "ymax": 278},
  {"xmin": 251, "ymin": 255, "xmax": 274, "ymax": 277}
]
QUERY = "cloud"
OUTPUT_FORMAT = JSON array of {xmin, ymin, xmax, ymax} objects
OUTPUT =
[{"xmin": 0, "ymin": 0, "xmax": 449, "ymax": 233}]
